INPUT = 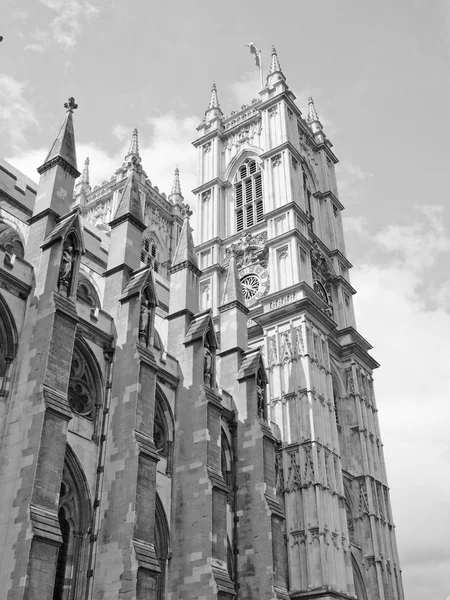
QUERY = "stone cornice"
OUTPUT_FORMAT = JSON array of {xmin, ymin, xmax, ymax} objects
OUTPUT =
[
  {"xmin": 314, "ymin": 190, "xmax": 345, "ymax": 212},
  {"xmin": 191, "ymin": 177, "xmax": 228, "ymax": 196},
  {"xmin": 37, "ymin": 155, "xmax": 80, "ymax": 179},
  {"xmin": 218, "ymin": 299, "xmax": 249, "ymax": 315},
  {"xmin": 169, "ymin": 260, "xmax": 201, "ymax": 277},
  {"xmin": 0, "ymin": 263, "xmax": 32, "ymax": 300},
  {"xmin": 108, "ymin": 211, "xmax": 146, "ymax": 232}
]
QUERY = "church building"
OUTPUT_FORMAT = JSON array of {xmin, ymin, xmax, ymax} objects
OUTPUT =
[{"xmin": 0, "ymin": 48, "xmax": 404, "ymax": 599}]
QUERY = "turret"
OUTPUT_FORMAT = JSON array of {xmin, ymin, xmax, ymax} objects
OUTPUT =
[
  {"xmin": 168, "ymin": 205, "xmax": 200, "ymax": 318},
  {"xmin": 124, "ymin": 127, "xmax": 141, "ymax": 166},
  {"xmin": 204, "ymin": 83, "xmax": 223, "ymax": 126},
  {"xmin": 168, "ymin": 166, "xmax": 184, "ymax": 206},
  {"xmin": 307, "ymin": 96, "xmax": 325, "ymax": 144},
  {"xmin": 72, "ymin": 156, "xmax": 91, "ymax": 207},
  {"xmin": 266, "ymin": 45, "xmax": 287, "ymax": 91},
  {"xmin": 103, "ymin": 165, "xmax": 146, "ymax": 314}
]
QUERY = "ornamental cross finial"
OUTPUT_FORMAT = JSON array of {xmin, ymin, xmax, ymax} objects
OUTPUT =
[
  {"xmin": 64, "ymin": 97, "xmax": 78, "ymax": 112},
  {"xmin": 181, "ymin": 203, "xmax": 193, "ymax": 219}
]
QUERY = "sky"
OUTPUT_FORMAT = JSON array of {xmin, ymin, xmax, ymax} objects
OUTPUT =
[{"xmin": 1, "ymin": 0, "xmax": 450, "ymax": 597}]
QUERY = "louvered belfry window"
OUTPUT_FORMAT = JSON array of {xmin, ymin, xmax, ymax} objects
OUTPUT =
[{"xmin": 235, "ymin": 159, "xmax": 264, "ymax": 232}]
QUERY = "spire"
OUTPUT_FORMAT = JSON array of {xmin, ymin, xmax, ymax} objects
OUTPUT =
[
  {"xmin": 172, "ymin": 205, "xmax": 198, "ymax": 269},
  {"xmin": 169, "ymin": 166, "xmax": 184, "ymax": 205},
  {"xmin": 221, "ymin": 254, "xmax": 246, "ymax": 309},
  {"xmin": 125, "ymin": 128, "xmax": 141, "ymax": 164},
  {"xmin": 307, "ymin": 96, "xmax": 325, "ymax": 143},
  {"xmin": 81, "ymin": 156, "xmax": 90, "ymax": 185},
  {"xmin": 112, "ymin": 167, "xmax": 145, "ymax": 226},
  {"xmin": 208, "ymin": 83, "xmax": 220, "ymax": 109},
  {"xmin": 73, "ymin": 156, "xmax": 91, "ymax": 208},
  {"xmin": 38, "ymin": 97, "xmax": 79, "ymax": 177},
  {"xmin": 269, "ymin": 45, "xmax": 282, "ymax": 74},
  {"xmin": 307, "ymin": 97, "xmax": 319, "ymax": 123},
  {"xmin": 171, "ymin": 167, "xmax": 182, "ymax": 195}
]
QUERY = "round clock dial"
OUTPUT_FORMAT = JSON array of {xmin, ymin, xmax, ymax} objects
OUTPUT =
[
  {"xmin": 241, "ymin": 274, "xmax": 260, "ymax": 300},
  {"xmin": 239, "ymin": 265, "xmax": 270, "ymax": 307}
]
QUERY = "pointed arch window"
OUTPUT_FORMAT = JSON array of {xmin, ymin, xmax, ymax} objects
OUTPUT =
[
  {"xmin": 68, "ymin": 342, "xmax": 101, "ymax": 420},
  {"xmin": 76, "ymin": 277, "xmax": 100, "ymax": 308},
  {"xmin": 53, "ymin": 447, "xmax": 92, "ymax": 600},
  {"xmin": 302, "ymin": 167, "xmax": 314, "ymax": 232},
  {"xmin": 0, "ymin": 222, "xmax": 24, "ymax": 259},
  {"xmin": 141, "ymin": 236, "xmax": 161, "ymax": 273},
  {"xmin": 234, "ymin": 159, "xmax": 264, "ymax": 232}
]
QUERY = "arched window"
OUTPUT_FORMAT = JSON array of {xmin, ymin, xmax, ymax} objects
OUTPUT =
[
  {"xmin": 153, "ymin": 386, "xmax": 174, "ymax": 476},
  {"xmin": 53, "ymin": 445, "xmax": 92, "ymax": 600},
  {"xmin": 76, "ymin": 277, "xmax": 101, "ymax": 308},
  {"xmin": 352, "ymin": 554, "xmax": 368, "ymax": 600},
  {"xmin": 141, "ymin": 236, "xmax": 161, "ymax": 273},
  {"xmin": 302, "ymin": 167, "xmax": 314, "ymax": 232},
  {"xmin": 154, "ymin": 494, "xmax": 169, "ymax": 600},
  {"xmin": 234, "ymin": 159, "xmax": 264, "ymax": 232},
  {"xmin": 0, "ymin": 292, "xmax": 18, "ymax": 398},
  {"xmin": 68, "ymin": 340, "xmax": 102, "ymax": 420},
  {"xmin": 0, "ymin": 222, "xmax": 24, "ymax": 258},
  {"xmin": 221, "ymin": 430, "xmax": 235, "ymax": 583}
]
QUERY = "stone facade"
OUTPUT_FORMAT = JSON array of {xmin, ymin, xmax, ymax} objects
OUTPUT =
[{"xmin": 0, "ymin": 50, "xmax": 404, "ymax": 600}]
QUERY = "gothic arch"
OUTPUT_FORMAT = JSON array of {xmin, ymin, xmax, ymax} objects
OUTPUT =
[
  {"xmin": 77, "ymin": 267, "xmax": 102, "ymax": 309},
  {"xmin": 343, "ymin": 479, "xmax": 356, "ymax": 545},
  {"xmin": 0, "ymin": 292, "xmax": 18, "ymax": 396},
  {"xmin": 0, "ymin": 219, "xmax": 25, "ymax": 258},
  {"xmin": 225, "ymin": 147, "xmax": 263, "ymax": 183},
  {"xmin": 77, "ymin": 276, "xmax": 101, "ymax": 309},
  {"xmin": 301, "ymin": 160, "xmax": 319, "ymax": 192},
  {"xmin": 154, "ymin": 384, "xmax": 174, "ymax": 457},
  {"xmin": 68, "ymin": 337, "xmax": 103, "ymax": 419},
  {"xmin": 53, "ymin": 444, "xmax": 92, "ymax": 600},
  {"xmin": 351, "ymin": 553, "xmax": 368, "ymax": 600},
  {"xmin": 154, "ymin": 493, "xmax": 170, "ymax": 600}
]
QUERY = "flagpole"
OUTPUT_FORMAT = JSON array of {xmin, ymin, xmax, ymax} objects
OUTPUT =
[{"xmin": 258, "ymin": 50, "xmax": 263, "ymax": 90}]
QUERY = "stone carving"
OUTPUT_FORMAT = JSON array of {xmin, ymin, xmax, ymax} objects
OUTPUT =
[
  {"xmin": 224, "ymin": 231, "xmax": 268, "ymax": 269},
  {"xmin": 204, "ymin": 332, "xmax": 213, "ymax": 387},
  {"xmin": 271, "ymin": 154, "xmax": 282, "ymax": 167},
  {"xmin": 58, "ymin": 239, "xmax": 75, "ymax": 294},
  {"xmin": 203, "ymin": 142, "xmax": 211, "ymax": 153},
  {"xmin": 280, "ymin": 331, "xmax": 293, "ymax": 364},
  {"xmin": 358, "ymin": 481, "xmax": 370, "ymax": 517},
  {"xmin": 285, "ymin": 450, "xmax": 302, "ymax": 493},
  {"xmin": 269, "ymin": 293, "xmax": 297, "ymax": 310},
  {"xmin": 295, "ymin": 326, "xmax": 305, "ymax": 357},
  {"xmin": 304, "ymin": 447, "xmax": 315, "ymax": 485},
  {"xmin": 139, "ymin": 298, "xmax": 152, "ymax": 347},
  {"xmin": 275, "ymin": 452, "xmax": 284, "ymax": 494},
  {"xmin": 256, "ymin": 371, "xmax": 266, "ymax": 420},
  {"xmin": 268, "ymin": 334, "xmax": 278, "ymax": 367},
  {"xmin": 268, "ymin": 105, "xmax": 278, "ymax": 118},
  {"xmin": 346, "ymin": 368, "xmax": 355, "ymax": 395}
]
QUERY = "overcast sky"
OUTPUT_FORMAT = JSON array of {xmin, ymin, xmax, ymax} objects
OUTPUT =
[{"xmin": 1, "ymin": 1, "xmax": 449, "ymax": 597}]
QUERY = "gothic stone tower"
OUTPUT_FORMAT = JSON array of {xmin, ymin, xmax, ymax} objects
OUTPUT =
[{"xmin": 193, "ymin": 48, "xmax": 404, "ymax": 600}]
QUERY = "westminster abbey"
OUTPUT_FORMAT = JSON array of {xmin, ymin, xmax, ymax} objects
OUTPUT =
[{"xmin": 0, "ymin": 48, "xmax": 404, "ymax": 599}]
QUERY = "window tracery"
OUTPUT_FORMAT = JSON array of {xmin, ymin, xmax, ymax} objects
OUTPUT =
[
  {"xmin": 0, "ymin": 222, "xmax": 24, "ymax": 258},
  {"xmin": 68, "ymin": 343, "xmax": 100, "ymax": 419},
  {"xmin": 141, "ymin": 236, "xmax": 161, "ymax": 273},
  {"xmin": 76, "ymin": 277, "xmax": 100, "ymax": 308},
  {"xmin": 234, "ymin": 159, "xmax": 264, "ymax": 232}
]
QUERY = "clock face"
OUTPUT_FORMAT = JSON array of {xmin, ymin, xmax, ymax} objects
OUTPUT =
[{"xmin": 239, "ymin": 264, "xmax": 270, "ymax": 307}]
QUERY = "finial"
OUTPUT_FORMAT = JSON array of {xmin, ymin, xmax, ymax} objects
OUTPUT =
[
  {"xmin": 171, "ymin": 166, "xmax": 182, "ymax": 196},
  {"xmin": 208, "ymin": 83, "xmax": 220, "ymax": 109},
  {"xmin": 81, "ymin": 156, "xmax": 90, "ymax": 184},
  {"xmin": 64, "ymin": 97, "xmax": 78, "ymax": 113},
  {"xmin": 269, "ymin": 46, "xmax": 282, "ymax": 74},
  {"xmin": 128, "ymin": 128, "xmax": 140, "ymax": 156},
  {"xmin": 181, "ymin": 203, "xmax": 193, "ymax": 219},
  {"xmin": 307, "ymin": 96, "xmax": 319, "ymax": 122}
]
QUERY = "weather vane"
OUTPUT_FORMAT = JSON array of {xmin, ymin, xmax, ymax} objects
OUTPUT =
[{"xmin": 64, "ymin": 97, "xmax": 78, "ymax": 112}]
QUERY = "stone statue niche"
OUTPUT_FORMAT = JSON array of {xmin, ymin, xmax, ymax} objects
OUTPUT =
[
  {"xmin": 256, "ymin": 368, "xmax": 266, "ymax": 420},
  {"xmin": 58, "ymin": 233, "xmax": 77, "ymax": 297},
  {"xmin": 138, "ymin": 287, "xmax": 154, "ymax": 348},
  {"xmin": 203, "ymin": 328, "xmax": 215, "ymax": 388}
]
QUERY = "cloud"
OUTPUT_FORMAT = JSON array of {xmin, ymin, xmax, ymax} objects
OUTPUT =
[
  {"xmin": 228, "ymin": 70, "xmax": 261, "ymax": 109},
  {"xmin": 336, "ymin": 158, "xmax": 373, "ymax": 200},
  {"xmin": 28, "ymin": 0, "xmax": 100, "ymax": 51},
  {"xmin": 24, "ymin": 44, "xmax": 46, "ymax": 52},
  {"xmin": 0, "ymin": 74, "xmax": 38, "ymax": 154},
  {"xmin": 6, "ymin": 113, "xmax": 200, "ymax": 229},
  {"xmin": 348, "ymin": 205, "xmax": 450, "ymax": 600}
]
